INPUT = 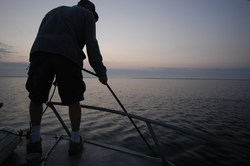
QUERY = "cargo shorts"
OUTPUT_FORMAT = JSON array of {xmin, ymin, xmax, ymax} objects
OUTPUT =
[{"xmin": 26, "ymin": 52, "xmax": 85, "ymax": 104}]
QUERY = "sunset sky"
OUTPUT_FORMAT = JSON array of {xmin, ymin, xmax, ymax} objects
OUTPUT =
[{"xmin": 0, "ymin": 0, "xmax": 250, "ymax": 78}]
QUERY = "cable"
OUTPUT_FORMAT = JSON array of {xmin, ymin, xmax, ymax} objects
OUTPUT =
[
  {"xmin": 0, "ymin": 129, "xmax": 30, "ymax": 138},
  {"xmin": 43, "ymin": 81, "xmax": 57, "ymax": 114}
]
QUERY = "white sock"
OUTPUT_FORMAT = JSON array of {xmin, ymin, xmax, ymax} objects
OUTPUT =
[
  {"xmin": 31, "ymin": 126, "xmax": 41, "ymax": 143},
  {"xmin": 71, "ymin": 130, "xmax": 80, "ymax": 143}
]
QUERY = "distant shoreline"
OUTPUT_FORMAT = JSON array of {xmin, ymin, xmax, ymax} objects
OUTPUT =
[
  {"xmin": 1, "ymin": 62, "xmax": 250, "ymax": 79},
  {"xmin": 1, "ymin": 76, "xmax": 249, "ymax": 81}
]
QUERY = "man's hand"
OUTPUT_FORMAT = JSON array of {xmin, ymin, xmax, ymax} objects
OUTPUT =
[{"xmin": 99, "ymin": 76, "xmax": 108, "ymax": 85}]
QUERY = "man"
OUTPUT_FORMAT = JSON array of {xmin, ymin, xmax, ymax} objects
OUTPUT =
[{"xmin": 25, "ymin": 0, "xmax": 107, "ymax": 155}]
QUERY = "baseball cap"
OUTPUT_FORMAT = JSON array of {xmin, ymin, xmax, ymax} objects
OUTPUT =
[{"xmin": 78, "ymin": 0, "xmax": 99, "ymax": 22}]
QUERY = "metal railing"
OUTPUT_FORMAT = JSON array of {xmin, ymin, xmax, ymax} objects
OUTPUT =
[{"xmin": 47, "ymin": 102, "xmax": 250, "ymax": 166}]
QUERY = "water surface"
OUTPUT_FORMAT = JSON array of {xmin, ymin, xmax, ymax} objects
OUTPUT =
[{"xmin": 0, "ymin": 77, "xmax": 249, "ymax": 166}]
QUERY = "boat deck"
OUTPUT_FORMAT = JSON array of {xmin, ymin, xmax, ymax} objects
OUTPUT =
[{"xmin": 2, "ymin": 135, "xmax": 165, "ymax": 166}]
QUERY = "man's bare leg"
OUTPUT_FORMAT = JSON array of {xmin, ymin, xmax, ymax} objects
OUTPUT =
[
  {"xmin": 29, "ymin": 100, "xmax": 43, "ymax": 142},
  {"xmin": 69, "ymin": 102, "xmax": 81, "ymax": 142}
]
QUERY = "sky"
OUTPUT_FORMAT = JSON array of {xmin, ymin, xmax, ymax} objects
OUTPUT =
[{"xmin": 0, "ymin": 0, "xmax": 250, "ymax": 78}]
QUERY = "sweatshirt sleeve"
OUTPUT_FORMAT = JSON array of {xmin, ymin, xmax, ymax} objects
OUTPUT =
[{"xmin": 84, "ymin": 13, "xmax": 107, "ymax": 77}]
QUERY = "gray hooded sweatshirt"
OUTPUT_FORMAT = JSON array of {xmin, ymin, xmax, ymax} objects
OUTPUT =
[{"xmin": 30, "ymin": 5, "xmax": 106, "ymax": 77}]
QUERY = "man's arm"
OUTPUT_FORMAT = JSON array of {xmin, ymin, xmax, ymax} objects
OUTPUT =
[
  {"xmin": 99, "ymin": 76, "xmax": 108, "ymax": 85},
  {"xmin": 84, "ymin": 12, "xmax": 107, "ymax": 76}
]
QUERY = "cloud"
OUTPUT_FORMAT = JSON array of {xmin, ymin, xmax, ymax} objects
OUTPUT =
[
  {"xmin": 0, "ymin": 48, "xmax": 13, "ymax": 54},
  {"xmin": 0, "ymin": 42, "xmax": 11, "ymax": 49},
  {"xmin": 0, "ymin": 42, "xmax": 17, "ymax": 59},
  {"xmin": 0, "ymin": 42, "xmax": 15, "ymax": 54}
]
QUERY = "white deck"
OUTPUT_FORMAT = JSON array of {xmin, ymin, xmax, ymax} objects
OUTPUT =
[{"xmin": 2, "ymin": 135, "xmax": 167, "ymax": 166}]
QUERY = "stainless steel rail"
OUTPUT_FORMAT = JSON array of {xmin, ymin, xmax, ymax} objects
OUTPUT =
[{"xmin": 47, "ymin": 102, "xmax": 250, "ymax": 165}]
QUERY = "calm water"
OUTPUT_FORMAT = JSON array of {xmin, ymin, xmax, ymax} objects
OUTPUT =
[{"xmin": 0, "ymin": 77, "xmax": 250, "ymax": 166}]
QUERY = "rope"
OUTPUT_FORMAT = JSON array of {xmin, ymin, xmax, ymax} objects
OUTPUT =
[
  {"xmin": 43, "ymin": 81, "xmax": 57, "ymax": 114},
  {"xmin": 0, "ymin": 129, "xmax": 30, "ymax": 138}
]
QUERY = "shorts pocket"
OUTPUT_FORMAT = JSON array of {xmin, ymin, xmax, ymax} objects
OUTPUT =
[
  {"xmin": 25, "ymin": 71, "xmax": 34, "ymax": 92},
  {"xmin": 73, "ymin": 72, "xmax": 86, "ymax": 93}
]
